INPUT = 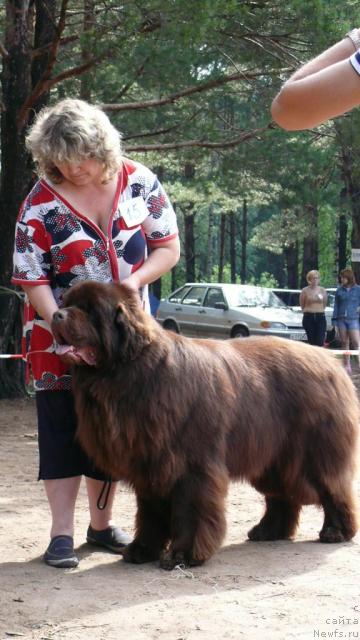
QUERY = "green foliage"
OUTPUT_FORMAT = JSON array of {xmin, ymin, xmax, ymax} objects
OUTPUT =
[
  {"xmin": 318, "ymin": 204, "xmax": 340, "ymax": 286},
  {"xmin": 209, "ymin": 264, "xmax": 235, "ymax": 284},
  {"xmin": 249, "ymin": 272, "xmax": 280, "ymax": 288},
  {"xmin": 2, "ymin": 0, "xmax": 360, "ymax": 293}
]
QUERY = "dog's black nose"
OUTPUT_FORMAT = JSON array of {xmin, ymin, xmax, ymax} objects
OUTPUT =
[{"xmin": 53, "ymin": 310, "xmax": 66, "ymax": 322}]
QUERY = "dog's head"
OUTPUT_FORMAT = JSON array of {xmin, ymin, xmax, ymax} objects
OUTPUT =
[{"xmin": 51, "ymin": 281, "xmax": 155, "ymax": 367}]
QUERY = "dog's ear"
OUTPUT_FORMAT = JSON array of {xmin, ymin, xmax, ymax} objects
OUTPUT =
[{"xmin": 115, "ymin": 301, "xmax": 153, "ymax": 361}]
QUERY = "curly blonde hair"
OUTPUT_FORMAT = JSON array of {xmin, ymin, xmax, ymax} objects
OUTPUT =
[{"xmin": 25, "ymin": 98, "xmax": 123, "ymax": 183}]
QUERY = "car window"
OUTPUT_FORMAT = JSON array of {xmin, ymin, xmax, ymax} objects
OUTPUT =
[
  {"xmin": 204, "ymin": 288, "xmax": 225, "ymax": 308},
  {"xmin": 289, "ymin": 292, "xmax": 300, "ymax": 306},
  {"xmin": 169, "ymin": 286, "xmax": 191, "ymax": 304},
  {"xmin": 273, "ymin": 291, "xmax": 289, "ymax": 305},
  {"xmin": 272, "ymin": 290, "xmax": 300, "ymax": 306},
  {"xmin": 327, "ymin": 292, "xmax": 335, "ymax": 307},
  {"xmin": 182, "ymin": 286, "xmax": 206, "ymax": 306},
  {"xmin": 225, "ymin": 286, "xmax": 287, "ymax": 308}
]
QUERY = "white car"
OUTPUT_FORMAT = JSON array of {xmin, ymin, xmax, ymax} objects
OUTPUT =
[{"xmin": 157, "ymin": 283, "xmax": 307, "ymax": 341}]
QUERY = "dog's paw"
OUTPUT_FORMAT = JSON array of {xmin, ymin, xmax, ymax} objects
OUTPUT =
[
  {"xmin": 122, "ymin": 540, "xmax": 160, "ymax": 564},
  {"xmin": 247, "ymin": 523, "xmax": 269, "ymax": 541},
  {"xmin": 159, "ymin": 549, "xmax": 204, "ymax": 571},
  {"xmin": 247, "ymin": 523, "xmax": 287, "ymax": 541},
  {"xmin": 319, "ymin": 526, "xmax": 346, "ymax": 543},
  {"xmin": 159, "ymin": 549, "xmax": 187, "ymax": 571}
]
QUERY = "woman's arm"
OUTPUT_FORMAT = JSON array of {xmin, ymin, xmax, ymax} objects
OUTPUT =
[
  {"xmin": 122, "ymin": 236, "xmax": 180, "ymax": 291},
  {"xmin": 332, "ymin": 290, "xmax": 339, "ymax": 325},
  {"xmin": 299, "ymin": 289, "xmax": 307, "ymax": 310},
  {"xmin": 21, "ymin": 284, "xmax": 58, "ymax": 325},
  {"xmin": 271, "ymin": 30, "xmax": 360, "ymax": 130},
  {"xmin": 322, "ymin": 288, "xmax": 328, "ymax": 308}
]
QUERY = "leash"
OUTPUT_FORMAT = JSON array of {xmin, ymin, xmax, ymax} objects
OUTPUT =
[{"xmin": 96, "ymin": 478, "xmax": 112, "ymax": 510}]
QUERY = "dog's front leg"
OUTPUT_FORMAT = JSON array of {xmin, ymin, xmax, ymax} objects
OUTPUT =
[
  {"xmin": 122, "ymin": 493, "xmax": 171, "ymax": 564},
  {"xmin": 160, "ymin": 468, "xmax": 228, "ymax": 571}
]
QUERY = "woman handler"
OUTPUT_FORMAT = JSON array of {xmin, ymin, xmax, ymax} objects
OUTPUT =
[{"xmin": 12, "ymin": 99, "xmax": 180, "ymax": 568}]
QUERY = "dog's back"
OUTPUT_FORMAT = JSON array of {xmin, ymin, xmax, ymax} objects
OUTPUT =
[{"xmin": 210, "ymin": 336, "xmax": 359, "ymax": 505}]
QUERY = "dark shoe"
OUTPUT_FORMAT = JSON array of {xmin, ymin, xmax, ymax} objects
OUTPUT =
[
  {"xmin": 44, "ymin": 535, "xmax": 79, "ymax": 568},
  {"xmin": 86, "ymin": 525, "xmax": 132, "ymax": 554}
]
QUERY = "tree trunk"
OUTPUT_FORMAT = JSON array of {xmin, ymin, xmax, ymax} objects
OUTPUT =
[
  {"xmin": 171, "ymin": 265, "xmax": 177, "ymax": 292},
  {"xmin": 1, "ymin": 2, "xmax": 32, "ymax": 285},
  {"xmin": 184, "ymin": 163, "xmax": 195, "ymax": 180},
  {"xmin": 0, "ymin": 290, "xmax": 25, "ymax": 398},
  {"xmin": 218, "ymin": 214, "xmax": 226, "ymax": 282},
  {"xmin": 240, "ymin": 198, "xmax": 247, "ymax": 284},
  {"xmin": 284, "ymin": 242, "xmax": 298, "ymax": 288},
  {"xmin": 80, "ymin": 0, "xmax": 95, "ymax": 101},
  {"xmin": 205, "ymin": 205, "xmax": 215, "ymax": 280},
  {"xmin": 300, "ymin": 204, "xmax": 318, "ymax": 287},
  {"xmin": 0, "ymin": 2, "xmax": 32, "ymax": 396},
  {"xmin": 32, "ymin": 0, "xmax": 57, "ymax": 115},
  {"xmin": 338, "ymin": 213, "xmax": 348, "ymax": 274},
  {"xmin": 0, "ymin": 1, "xmax": 55, "ymax": 397},
  {"xmin": 229, "ymin": 211, "xmax": 236, "ymax": 283},
  {"xmin": 184, "ymin": 211, "xmax": 195, "ymax": 282},
  {"xmin": 171, "ymin": 200, "xmax": 178, "ymax": 291},
  {"xmin": 301, "ymin": 236, "xmax": 318, "ymax": 287},
  {"xmin": 183, "ymin": 163, "xmax": 196, "ymax": 282}
]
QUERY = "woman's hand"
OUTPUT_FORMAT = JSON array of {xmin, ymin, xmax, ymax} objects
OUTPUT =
[
  {"xmin": 121, "ymin": 236, "xmax": 180, "ymax": 307},
  {"xmin": 121, "ymin": 274, "xmax": 141, "ymax": 295},
  {"xmin": 121, "ymin": 275, "xmax": 142, "ymax": 306}
]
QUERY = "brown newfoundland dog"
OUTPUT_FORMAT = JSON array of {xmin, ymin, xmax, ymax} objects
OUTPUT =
[{"xmin": 52, "ymin": 281, "xmax": 359, "ymax": 570}]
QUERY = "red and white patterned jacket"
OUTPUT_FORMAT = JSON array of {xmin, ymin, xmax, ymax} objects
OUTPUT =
[{"xmin": 12, "ymin": 158, "xmax": 178, "ymax": 391}]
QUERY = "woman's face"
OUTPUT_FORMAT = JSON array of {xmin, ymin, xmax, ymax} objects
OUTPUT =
[
  {"xmin": 309, "ymin": 274, "xmax": 320, "ymax": 285},
  {"xmin": 341, "ymin": 275, "xmax": 349, "ymax": 285},
  {"xmin": 54, "ymin": 158, "xmax": 104, "ymax": 187}
]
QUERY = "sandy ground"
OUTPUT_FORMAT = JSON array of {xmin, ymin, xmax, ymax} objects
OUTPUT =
[{"xmin": 1, "ymin": 386, "xmax": 360, "ymax": 640}]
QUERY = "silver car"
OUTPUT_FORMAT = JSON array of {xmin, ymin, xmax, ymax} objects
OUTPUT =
[{"xmin": 157, "ymin": 283, "xmax": 307, "ymax": 341}]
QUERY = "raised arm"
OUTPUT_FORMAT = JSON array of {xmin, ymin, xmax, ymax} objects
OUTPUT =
[
  {"xmin": 271, "ymin": 29, "xmax": 360, "ymax": 130},
  {"xmin": 121, "ymin": 236, "xmax": 180, "ymax": 292}
]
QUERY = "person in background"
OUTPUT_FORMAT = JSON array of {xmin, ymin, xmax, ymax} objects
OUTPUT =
[
  {"xmin": 12, "ymin": 98, "xmax": 180, "ymax": 568},
  {"xmin": 300, "ymin": 270, "xmax": 328, "ymax": 346},
  {"xmin": 271, "ymin": 28, "xmax": 360, "ymax": 130},
  {"xmin": 332, "ymin": 269, "xmax": 360, "ymax": 373}
]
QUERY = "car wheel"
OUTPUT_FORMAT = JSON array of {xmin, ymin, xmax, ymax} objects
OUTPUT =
[
  {"xmin": 163, "ymin": 320, "xmax": 179, "ymax": 334},
  {"xmin": 232, "ymin": 326, "xmax": 248, "ymax": 339}
]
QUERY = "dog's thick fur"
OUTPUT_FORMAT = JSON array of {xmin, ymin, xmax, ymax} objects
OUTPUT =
[{"xmin": 52, "ymin": 281, "xmax": 359, "ymax": 570}]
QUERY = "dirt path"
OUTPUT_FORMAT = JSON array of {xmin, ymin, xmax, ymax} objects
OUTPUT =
[{"xmin": 1, "ymin": 386, "xmax": 360, "ymax": 640}]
